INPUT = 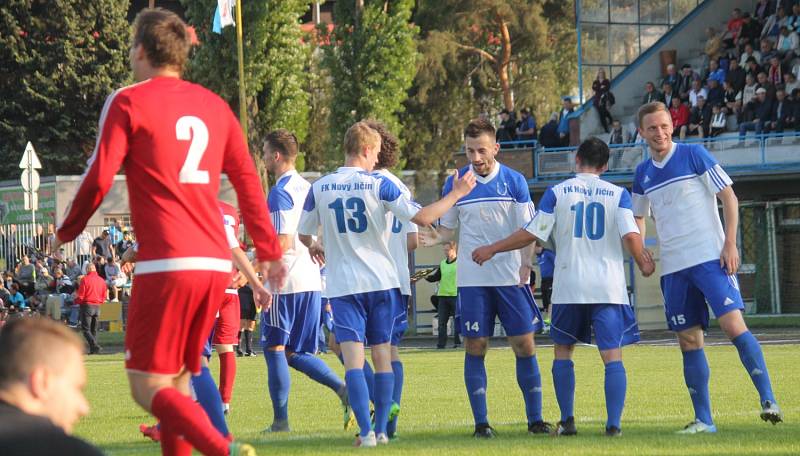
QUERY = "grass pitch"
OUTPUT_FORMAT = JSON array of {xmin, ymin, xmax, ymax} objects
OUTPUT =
[{"xmin": 77, "ymin": 343, "xmax": 799, "ymax": 455}]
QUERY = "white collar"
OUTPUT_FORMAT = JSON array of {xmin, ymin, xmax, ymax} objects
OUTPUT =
[
  {"xmin": 275, "ymin": 169, "xmax": 298, "ymax": 183},
  {"xmin": 652, "ymin": 142, "xmax": 677, "ymax": 169},
  {"xmin": 472, "ymin": 161, "xmax": 500, "ymax": 184},
  {"xmin": 576, "ymin": 172, "xmax": 600, "ymax": 180}
]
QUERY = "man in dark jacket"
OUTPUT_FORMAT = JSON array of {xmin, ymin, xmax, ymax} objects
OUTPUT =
[
  {"xmin": 739, "ymin": 88, "xmax": 774, "ymax": 139},
  {"xmin": 538, "ymin": 113, "xmax": 561, "ymax": 148}
]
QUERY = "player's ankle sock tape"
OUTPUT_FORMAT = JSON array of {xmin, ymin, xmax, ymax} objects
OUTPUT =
[
  {"xmin": 682, "ymin": 348, "xmax": 714, "ymax": 425},
  {"xmin": 516, "ymin": 355, "xmax": 543, "ymax": 424},
  {"xmin": 732, "ymin": 331, "xmax": 776, "ymax": 404},
  {"xmin": 287, "ymin": 352, "xmax": 345, "ymax": 392},
  {"xmin": 552, "ymin": 359, "xmax": 575, "ymax": 422},
  {"xmin": 604, "ymin": 361, "xmax": 626, "ymax": 430},
  {"xmin": 362, "ymin": 360, "xmax": 376, "ymax": 403},
  {"xmin": 191, "ymin": 367, "xmax": 229, "ymax": 437},
  {"xmin": 373, "ymin": 372, "xmax": 395, "ymax": 435},
  {"xmin": 265, "ymin": 350, "xmax": 291, "ymax": 421},
  {"xmin": 151, "ymin": 387, "xmax": 229, "ymax": 456},
  {"xmin": 464, "ymin": 354, "xmax": 489, "ymax": 425},
  {"xmin": 344, "ymin": 369, "xmax": 372, "ymax": 437},
  {"xmin": 218, "ymin": 351, "xmax": 236, "ymax": 404}
]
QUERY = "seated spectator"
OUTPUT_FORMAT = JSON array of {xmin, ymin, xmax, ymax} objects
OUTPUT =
[
  {"xmin": 6, "ymin": 284, "xmax": 26, "ymax": 314},
  {"xmin": 64, "ymin": 259, "xmax": 82, "ymax": 283},
  {"xmin": 723, "ymin": 80, "xmax": 742, "ymax": 114},
  {"xmin": 606, "ymin": 119, "xmax": 631, "ymax": 145},
  {"xmin": 688, "ymin": 97, "xmax": 711, "ymax": 138},
  {"xmin": 740, "ymin": 43, "xmax": 762, "ymax": 68},
  {"xmin": 516, "ymin": 108, "xmax": 536, "ymax": 143},
  {"xmin": 689, "ymin": 79, "xmax": 708, "ymax": 107},
  {"xmin": 742, "ymin": 73, "xmax": 760, "ymax": 108},
  {"xmin": 661, "ymin": 64, "xmax": 680, "ymax": 92},
  {"xmin": 670, "ymin": 97, "xmax": 691, "ymax": 139},
  {"xmin": 705, "ymin": 26, "xmax": 724, "ymax": 61},
  {"xmin": 15, "ymin": 256, "xmax": 35, "ymax": 296},
  {"xmin": 738, "ymin": 13, "xmax": 762, "ymax": 50},
  {"xmin": 776, "ymin": 26, "xmax": 799, "ymax": 62},
  {"xmin": 54, "ymin": 269, "xmax": 74, "ymax": 295},
  {"xmin": 709, "ymin": 104, "xmax": 728, "ymax": 137},
  {"xmin": 115, "ymin": 232, "xmax": 135, "ymax": 259},
  {"xmin": 767, "ymin": 56, "xmax": 786, "ymax": 85},
  {"xmin": 761, "ymin": 7, "xmax": 787, "ymax": 42},
  {"xmin": 0, "ymin": 318, "xmax": 103, "ymax": 456},
  {"xmin": 789, "ymin": 4, "xmax": 800, "ymax": 30},
  {"xmin": 723, "ymin": 9, "xmax": 745, "ymax": 49},
  {"xmin": 757, "ymin": 71, "xmax": 777, "ymax": 100},
  {"xmin": 706, "ymin": 59, "xmax": 726, "ymax": 85},
  {"xmin": 0, "ymin": 281, "xmax": 9, "ymax": 308},
  {"xmin": 726, "ymin": 58, "xmax": 747, "ymax": 93},
  {"xmin": 104, "ymin": 257, "xmax": 126, "ymax": 303},
  {"xmin": 678, "ymin": 64, "xmax": 699, "ymax": 102},
  {"xmin": 706, "ymin": 79, "xmax": 725, "ymax": 106},
  {"xmin": 745, "ymin": 56, "xmax": 763, "ymax": 80},
  {"xmin": 739, "ymin": 88, "xmax": 774, "ymax": 139},
  {"xmin": 537, "ymin": 113, "xmax": 561, "ymax": 148},
  {"xmin": 642, "ymin": 81, "xmax": 662, "ymax": 105},
  {"xmin": 784, "ymin": 72, "xmax": 800, "ymax": 94},
  {"xmin": 767, "ymin": 88, "xmax": 793, "ymax": 133},
  {"xmin": 661, "ymin": 82, "xmax": 677, "ymax": 108},
  {"xmin": 760, "ymin": 38, "xmax": 778, "ymax": 65}
]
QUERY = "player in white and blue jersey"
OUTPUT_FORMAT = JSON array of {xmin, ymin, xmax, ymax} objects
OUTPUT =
[
  {"xmin": 297, "ymin": 121, "xmax": 476, "ymax": 447},
  {"xmin": 472, "ymin": 137, "xmax": 655, "ymax": 437},
  {"xmin": 633, "ymin": 102, "xmax": 781, "ymax": 433},
  {"xmin": 421, "ymin": 118, "xmax": 550, "ymax": 438},
  {"xmin": 260, "ymin": 130, "xmax": 354, "ymax": 433},
  {"xmin": 368, "ymin": 120, "xmax": 418, "ymax": 439}
]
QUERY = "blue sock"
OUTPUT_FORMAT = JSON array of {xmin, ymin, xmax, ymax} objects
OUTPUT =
[
  {"xmin": 552, "ymin": 359, "xmax": 575, "ymax": 422},
  {"xmin": 373, "ymin": 372, "xmax": 395, "ymax": 435},
  {"xmin": 386, "ymin": 360, "xmax": 404, "ymax": 436},
  {"xmin": 732, "ymin": 331, "xmax": 776, "ymax": 405},
  {"xmin": 265, "ymin": 350, "xmax": 291, "ymax": 422},
  {"xmin": 464, "ymin": 354, "xmax": 488, "ymax": 425},
  {"xmin": 288, "ymin": 352, "xmax": 345, "ymax": 393},
  {"xmin": 363, "ymin": 360, "xmax": 376, "ymax": 404},
  {"xmin": 604, "ymin": 361, "xmax": 626, "ymax": 430},
  {"xmin": 682, "ymin": 348, "xmax": 713, "ymax": 425},
  {"xmin": 345, "ymin": 369, "xmax": 372, "ymax": 437},
  {"xmin": 516, "ymin": 355, "xmax": 543, "ymax": 425},
  {"xmin": 191, "ymin": 367, "xmax": 229, "ymax": 437}
]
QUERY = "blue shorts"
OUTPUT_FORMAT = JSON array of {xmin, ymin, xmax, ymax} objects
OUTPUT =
[
  {"xmin": 456, "ymin": 286, "xmax": 543, "ymax": 338},
  {"xmin": 261, "ymin": 291, "xmax": 322, "ymax": 354},
  {"xmin": 391, "ymin": 295, "xmax": 410, "ymax": 346},
  {"xmin": 661, "ymin": 260, "xmax": 745, "ymax": 332},
  {"xmin": 330, "ymin": 288, "xmax": 404, "ymax": 345},
  {"xmin": 550, "ymin": 304, "xmax": 640, "ymax": 351},
  {"xmin": 320, "ymin": 299, "xmax": 334, "ymax": 333},
  {"xmin": 202, "ymin": 319, "xmax": 217, "ymax": 358}
]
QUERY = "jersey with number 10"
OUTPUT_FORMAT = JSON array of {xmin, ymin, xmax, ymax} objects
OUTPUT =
[
  {"xmin": 56, "ymin": 77, "xmax": 281, "ymax": 270},
  {"xmin": 525, "ymin": 173, "xmax": 638, "ymax": 305},
  {"xmin": 297, "ymin": 167, "xmax": 420, "ymax": 298}
]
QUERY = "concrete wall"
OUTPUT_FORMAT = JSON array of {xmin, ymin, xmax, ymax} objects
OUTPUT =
[{"xmin": 580, "ymin": 0, "xmax": 755, "ymax": 138}]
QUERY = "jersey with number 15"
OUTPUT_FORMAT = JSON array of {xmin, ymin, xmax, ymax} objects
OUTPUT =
[
  {"xmin": 57, "ymin": 77, "xmax": 281, "ymax": 269},
  {"xmin": 525, "ymin": 174, "xmax": 639, "ymax": 305}
]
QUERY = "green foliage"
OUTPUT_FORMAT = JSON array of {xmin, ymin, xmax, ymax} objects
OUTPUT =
[
  {"xmin": 320, "ymin": 0, "xmax": 418, "ymax": 158},
  {"xmin": 301, "ymin": 48, "xmax": 334, "ymax": 171},
  {"xmin": 0, "ymin": 0, "xmax": 130, "ymax": 180},
  {"xmin": 180, "ymin": 0, "xmax": 311, "ymax": 145},
  {"xmin": 403, "ymin": 0, "xmax": 577, "ymax": 173}
]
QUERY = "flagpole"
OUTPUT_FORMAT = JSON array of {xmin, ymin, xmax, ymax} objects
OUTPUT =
[{"xmin": 235, "ymin": 0, "xmax": 247, "ymax": 139}]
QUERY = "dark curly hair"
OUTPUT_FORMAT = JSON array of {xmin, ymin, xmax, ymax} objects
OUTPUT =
[{"xmin": 365, "ymin": 120, "xmax": 399, "ymax": 170}]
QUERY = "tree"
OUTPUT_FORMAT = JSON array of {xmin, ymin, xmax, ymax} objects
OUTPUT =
[
  {"xmin": 180, "ymin": 0, "xmax": 311, "ymax": 147},
  {"xmin": 0, "ymin": 0, "xmax": 130, "ymax": 180},
  {"xmin": 402, "ymin": 0, "xmax": 577, "ymax": 172},
  {"xmin": 320, "ymin": 0, "xmax": 418, "ymax": 157}
]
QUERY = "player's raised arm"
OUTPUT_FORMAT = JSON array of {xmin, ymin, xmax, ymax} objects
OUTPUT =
[{"xmin": 408, "ymin": 170, "xmax": 476, "ymax": 227}]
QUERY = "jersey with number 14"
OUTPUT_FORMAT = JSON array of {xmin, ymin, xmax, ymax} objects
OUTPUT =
[
  {"xmin": 56, "ymin": 77, "xmax": 281, "ymax": 269},
  {"xmin": 525, "ymin": 174, "xmax": 638, "ymax": 305},
  {"xmin": 298, "ymin": 167, "xmax": 420, "ymax": 298}
]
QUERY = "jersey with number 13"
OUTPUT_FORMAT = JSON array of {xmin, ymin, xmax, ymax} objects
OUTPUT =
[
  {"xmin": 298, "ymin": 167, "xmax": 420, "ymax": 298},
  {"xmin": 57, "ymin": 77, "xmax": 280, "ymax": 267}
]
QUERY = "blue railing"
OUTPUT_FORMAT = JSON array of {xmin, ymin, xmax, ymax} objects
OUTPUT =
[{"xmin": 530, "ymin": 131, "xmax": 800, "ymax": 183}]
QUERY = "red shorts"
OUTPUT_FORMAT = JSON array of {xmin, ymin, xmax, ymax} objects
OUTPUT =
[
  {"xmin": 213, "ymin": 290, "xmax": 241, "ymax": 345},
  {"xmin": 125, "ymin": 270, "xmax": 229, "ymax": 376}
]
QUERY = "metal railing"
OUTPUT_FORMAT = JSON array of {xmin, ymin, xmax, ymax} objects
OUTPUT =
[
  {"xmin": 0, "ymin": 225, "xmax": 115, "ymax": 271},
  {"xmin": 532, "ymin": 131, "xmax": 800, "ymax": 182}
]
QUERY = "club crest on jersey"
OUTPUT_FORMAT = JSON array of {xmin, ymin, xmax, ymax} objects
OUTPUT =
[
  {"xmin": 643, "ymin": 175, "xmax": 651, "ymax": 184},
  {"xmin": 496, "ymin": 181, "xmax": 509, "ymax": 196}
]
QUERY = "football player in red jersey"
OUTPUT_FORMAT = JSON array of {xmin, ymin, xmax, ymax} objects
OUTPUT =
[{"xmin": 54, "ymin": 9, "xmax": 285, "ymax": 456}]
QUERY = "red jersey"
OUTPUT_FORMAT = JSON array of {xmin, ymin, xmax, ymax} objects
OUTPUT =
[
  {"xmin": 75, "ymin": 271, "xmax": 106, "ymax": 305},
  {"xmin": 57, "ymin": 77, "xmax": 281, "ymax": 274}
]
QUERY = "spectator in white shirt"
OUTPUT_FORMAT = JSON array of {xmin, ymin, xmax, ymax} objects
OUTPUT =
[
  {"xmin": 689, "ymin": 79, "xmax": 708, "ymax": 107},
  {"xmin": 103, "ymin": 257, "xmax": 126, "ymax": 303}
]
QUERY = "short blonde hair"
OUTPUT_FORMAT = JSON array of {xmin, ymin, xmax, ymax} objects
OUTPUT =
[
  {"xmin": 344, "ymin": 122, "xmax": 381, "ymax": 156},
  {"xmin": 637, "ymin": 101, "xmax": 670, "ymax": 127}
]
